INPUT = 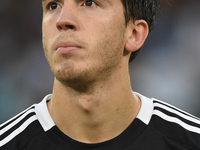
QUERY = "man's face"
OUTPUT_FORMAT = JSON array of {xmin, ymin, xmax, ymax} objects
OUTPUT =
[{"xmin": 42, "ymin": 0, "xmax": 128, "ymax": 87}]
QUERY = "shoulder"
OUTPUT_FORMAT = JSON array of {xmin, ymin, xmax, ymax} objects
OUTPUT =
[
  {"xmin": 151, "ymin": 98, "xmax": 200, "ymax": 148},
  {"xmin": 152, "ymin": 98, "xmax": 200, "ymax": 134},
  {"xmin": 0, "ymin": 104, "xmax": 43, "ymax": 149},
  {"xmin": 135, "ymin": 92, "xmax": 200, "ymax": 148},
  {"xmin": 0, "ymin": 95, "xmax": 55, "ymax": 150}
]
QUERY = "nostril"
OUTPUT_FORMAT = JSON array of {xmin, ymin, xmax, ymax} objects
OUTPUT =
[
  {"xmin": 56, "ymin": 23, "xmax": 75, "ymax": 30},
  {"xmin": 57, "ymin": 25, "xmax": 62, "ymax": 30},
  {"xmin": 66, "ymin": 25, "xmax": 74, "ymax": 29}
]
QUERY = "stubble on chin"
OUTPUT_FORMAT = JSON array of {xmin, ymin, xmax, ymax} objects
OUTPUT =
[{"xmin": 53, "ymin": 62, "xmax": 96, "ymax": 91}]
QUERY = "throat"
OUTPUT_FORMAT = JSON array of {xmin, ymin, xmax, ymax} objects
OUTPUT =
[
  {"xmin": 77, "ymin": 97, "xmax": 100, "ymax": 113},
  {"xmin": 49, "ymin": 76, "xmax": 141, "ymax": 143}
]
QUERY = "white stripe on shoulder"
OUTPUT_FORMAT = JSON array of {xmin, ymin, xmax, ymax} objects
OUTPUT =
[
  {"xmin": 153, "ymin": 110, "xmax": 200, "ymax": 134},
  {"xmin": 153, "ymin": 102, "xmax": 200, "ymax": 125},
  {"xmin": 153, "ymin": 98, "xmax": 200, "ymax": 120},
  {"xmin": 0, "ymin": 104, "xmax": 36, "ymax": 128},
  {"xmin": 1, "ymin": 108, "xmax": 35, "ymax": 135},
  {"xmin": 0, "ymin": 115, "xmax": 37, "ymax": 147}
]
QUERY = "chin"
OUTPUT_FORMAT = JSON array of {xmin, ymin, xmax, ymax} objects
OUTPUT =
[{"xmin": 54, "ymin": 66, "xmax": 94, "ymax": 91}]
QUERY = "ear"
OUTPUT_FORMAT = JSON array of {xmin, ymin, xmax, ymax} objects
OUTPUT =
[{"xmin": 125, "ymin": 20, "xmax": 149, "ymax": 53}]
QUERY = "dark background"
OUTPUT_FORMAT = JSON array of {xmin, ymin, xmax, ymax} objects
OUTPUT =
[{"xmin": 1, "ymin": 0, "xmax": 200, "ymax": 123}]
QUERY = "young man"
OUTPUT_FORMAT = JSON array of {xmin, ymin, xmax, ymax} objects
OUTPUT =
[{"xmin": 1, "ymin": 0, "xmax": 200, "ymax": 149}]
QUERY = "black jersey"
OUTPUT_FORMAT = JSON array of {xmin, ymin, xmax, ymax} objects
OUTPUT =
[{"xmin": 1, "ymin": 93, "xmax": 200, "ymax": 150}]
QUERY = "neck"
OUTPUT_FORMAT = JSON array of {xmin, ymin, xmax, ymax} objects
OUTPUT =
[{"xmin": 48, "ymin": 64, "xmax": 141, "ymax": 143}]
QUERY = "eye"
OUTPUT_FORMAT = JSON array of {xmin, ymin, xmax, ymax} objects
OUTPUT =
[
  {"xmin": 47, "ymin": 2, "xmax": 60, "ymax": 10},
  {"xmin": 83, "ymin": 0, "xmax": 98, "ymax": 7}
]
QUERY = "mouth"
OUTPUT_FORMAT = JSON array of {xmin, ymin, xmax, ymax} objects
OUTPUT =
[{"xmin": 55, "ymin": 41, "xmax": 82, "ymax": 54}]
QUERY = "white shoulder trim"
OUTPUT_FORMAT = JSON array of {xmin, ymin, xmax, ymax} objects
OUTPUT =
[
  {"xmin": 0, "ymin": 116, "xmax": 37, "ymax": 147},
  {"xmin": 35, "ymin": 94, "xmax": 55, "ymax": 131},
  {"xmin": 135, "ymin": 92, "xmax": 154, "ymax": 125},
  {"xmin": 0, "ymin": 104, "xmax": 37, "ymax": 147},
  {"xmin": 153, "ymin": 98, "xmax": 200, "ymax": 134}
]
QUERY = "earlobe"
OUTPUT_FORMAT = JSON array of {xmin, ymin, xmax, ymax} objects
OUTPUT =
[{"xmin": 125, "ymin": 20, "xmax": 149, "ymax": 53}]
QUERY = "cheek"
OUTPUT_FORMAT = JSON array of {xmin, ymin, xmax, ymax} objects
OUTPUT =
[
  {"xmin": 42, "ymin": 24, "xmax": 55, "ymax": 66},
  {"xmin": 42, "ymin": 23, "xmax": 48, "ymax": 50},
  {"xmin": 90, "ymin": 27, "xmax": 125, "ymax": 68},
  {"xmin": 42, "ymin": 24, "xmax": 50, "ymax": 44},
  {"xmin": 92, "ymin": 13, "xmax": 125, "ymax": 44},
  {"xmin": 42, "ymin": 22, "xmax": 55, "ymax": 54},
  {"xmin": 42, "ymin": 19, "xmax": 56, "ymax": 44},
  {"xmin": 96, "ymin": 21, "xmax": 125, "ymax": 49}
]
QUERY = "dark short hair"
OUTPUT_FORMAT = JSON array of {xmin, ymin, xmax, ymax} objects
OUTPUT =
[{"xmin": 121, "ymin": 0, "xmax": 160, "ymax": 62}]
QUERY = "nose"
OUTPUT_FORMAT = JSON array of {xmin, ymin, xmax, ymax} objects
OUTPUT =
[{"xmin": 56, "ymin": 2, "xmax": 78, "ymax": 31}]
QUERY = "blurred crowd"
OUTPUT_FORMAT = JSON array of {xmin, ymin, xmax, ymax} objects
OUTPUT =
[{"xmin": 1, "ymin": 0, "xmax": 200, "ymax": 123}]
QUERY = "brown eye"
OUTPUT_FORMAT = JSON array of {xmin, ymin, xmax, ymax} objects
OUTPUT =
[
  {"xmin": 48, "ymin": 2, "xmax": 60, "ymax": 10},
  {"xmin": 83, "ymin": 0, "xmax": 97, "ymax": 7}
]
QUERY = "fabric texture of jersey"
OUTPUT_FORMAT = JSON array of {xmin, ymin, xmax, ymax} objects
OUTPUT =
[{"xmin": 1, "ymin": 93, "xmax": 200, "ymax": 150}]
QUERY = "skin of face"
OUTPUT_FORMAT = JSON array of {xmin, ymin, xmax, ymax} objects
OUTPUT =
[
  {"xmin": 42, "ymin": 0, "xmax": 129, "ymax": 90},
  {"xmin": 42, "ymin": 0, "xmax": 148, "ymax": 143}
]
